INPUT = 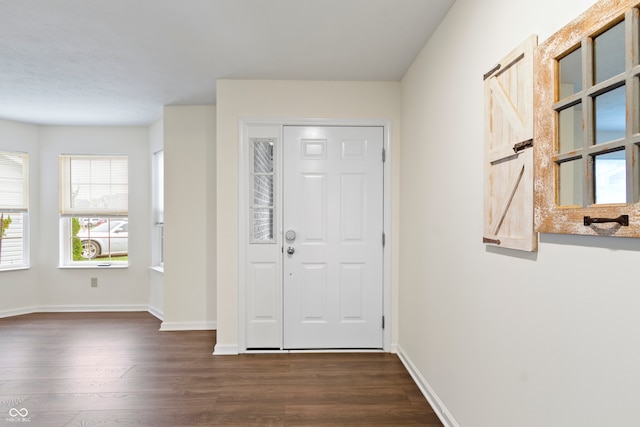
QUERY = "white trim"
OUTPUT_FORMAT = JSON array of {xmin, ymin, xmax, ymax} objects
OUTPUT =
[
  {"xmin": 0, "ymin": 306, "xmax": 37, "ymax": 318},
  {"xmin": 159, "ymin": 321, "xmax": 216, "ymax": 331},
  {"xmin": 238, "ymin": 117, "xmax": 393, "ymax": 353},
  {"xmin": 237, "ymin": 120, "xmax": 249, "ymax": 352},
  {"xmin": 147, "ymin": 305, "xmax": 163, "ymax": 321},
  {"xmin": 382, "ymin": 121, "xmax": 393, "ymax": 353},
  {"xmin": 57, "ymin": 264, "xmax": 128, "ymax": 269},
  {"xmin": 37, "ymin": 304, "xmax": 148, "ymax": 313},
  {"xmin": 246, "ymin": 349, "xmax": 385, "ymax": 354},
  {"xmin": 0, "ymin": 266, "xmax": 30, "ymax": 273},
  {"xmin": 213, "ymin": 343, "xmax": 240, "ymax": 355},
  {"xmin": 0, "ymin": 305, "xmax": 162, "ymax": 319},
  {"xmin": 396, "ymin": 344, "xmax": 459, "ymax": 427}
]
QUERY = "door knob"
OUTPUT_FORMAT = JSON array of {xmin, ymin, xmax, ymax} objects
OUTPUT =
[{"xmin": 286, "ymin": 246, "xmax": 295, "ymax": 255}]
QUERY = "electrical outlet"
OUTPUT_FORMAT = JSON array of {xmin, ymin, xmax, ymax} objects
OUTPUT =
[{"xmin": 91, "ymin": 277, "xmax": 98, "ymax": 287}]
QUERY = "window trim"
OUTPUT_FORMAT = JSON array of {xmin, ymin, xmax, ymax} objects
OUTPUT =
[
  {"xmin": 152, "ymin": 150, "xmax": 164, "ymax": 268},
  {"xmin": 535, "ymin": 0, "xmax": 640, "ymax": 237}
]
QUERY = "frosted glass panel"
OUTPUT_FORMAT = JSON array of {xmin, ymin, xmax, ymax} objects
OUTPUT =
[
  {"xmin": 253, "ymin": 175, "xmax": 273, "ymax": 206},
  {"xmin": 253, "ymin": 140, "xmax": 273, "ymax": 173},
  {"xmin": 253, "ymin": 208, "xmax": 274, "ymax": 241},
  {"xmin": 250, "ymin": 138, "xmax": 276, "ymax": 243}
]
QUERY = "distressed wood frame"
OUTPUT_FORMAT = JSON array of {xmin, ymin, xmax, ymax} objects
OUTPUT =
[{"xmin": 535, "ymin": 0, "xmax": 640, "ymax": 237}]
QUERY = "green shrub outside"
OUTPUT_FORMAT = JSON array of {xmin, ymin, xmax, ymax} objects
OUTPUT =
[{"xmin": 72, "ymin": 218, "xmax": 83, "ymax": 261}]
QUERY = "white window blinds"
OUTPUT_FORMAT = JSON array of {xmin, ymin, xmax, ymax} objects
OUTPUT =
[
  {"xmin": 59, "ymin": 155, "xmax": 128, "ymax": 217},
  {"xmin": 0, "ymin": 151, "xmax": 29, "ymax": 212}
]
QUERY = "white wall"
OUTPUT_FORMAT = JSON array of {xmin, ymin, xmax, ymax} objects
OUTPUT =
[
  {"xmin": 35, "ymin": 126, "xmax": 151, "ymax": 310},
  {"xmin": 162, "ymin": 105, "xmax": 216, "ymax": 330},
  {"xmin": 215, "ymin": 79, "xmax": 401, "ymax": 352},
  {"xmin": 399, "ymin": 1, "xmax": 640, "ymax": 426},
  {"xmin": 0, "ymin": 119, "xmax": 40, "ymax": 315}
]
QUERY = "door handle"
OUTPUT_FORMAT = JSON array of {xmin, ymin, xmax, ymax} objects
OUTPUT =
[{"xmin": 286, "ymin": 246, "xmax": 295, "ymax": 255}]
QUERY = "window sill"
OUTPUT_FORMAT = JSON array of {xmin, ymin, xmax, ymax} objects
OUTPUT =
[
  {"xmin": 149, "ymin": 266, "xmax": 164, "ymax": 274},
  {"xmin": 0, "ymin": 266, "xmax": 30, "ymax": 273},
  {"xmin": 58, "ymin": 264, "xmax": 128, "ymax": 269}
]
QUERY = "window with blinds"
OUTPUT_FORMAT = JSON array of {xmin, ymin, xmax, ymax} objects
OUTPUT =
[
  {"xmin": 59, "ymin": 155, "xmax": 129, "ymax": 265},
  {"xmin": 0, "ymin": 151, "xmax": 29, "ymax": 270}
]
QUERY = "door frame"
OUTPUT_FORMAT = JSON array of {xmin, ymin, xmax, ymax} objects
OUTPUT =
[{"xmin": 238, "ymin": 118, "xmax": 393, "ymax": 353}]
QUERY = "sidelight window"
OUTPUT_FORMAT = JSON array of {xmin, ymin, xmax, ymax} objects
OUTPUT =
[{"xmin": 249, "ymin": 138, "xmax": 276, "ymax": 243}]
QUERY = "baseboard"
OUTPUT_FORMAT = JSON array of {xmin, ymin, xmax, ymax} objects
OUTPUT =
[
  {"xmin": 213, "ymin": 343, "xmax": 239, "ymax": 355},
  {"xmin": 0, "ymin": 305, "xmax": 155, "ymax": 319},
  {"xmin": 147, "ymin": 305, "xmax": 163, "ymax": 321},
  {"xmin": 37, "ymin": 304, "xmax": 149, "ymax": 313},
  {"xmin": 159, "ymin": 320, "xmax": 217, "ymax": 331},
  {"xmin": 0, "ymin": 306, "xmax": 38, "ymax": 319},
  {"xmin": 396, "ymin": 344, "xmax": 459, "ymax": 427},
  {"xmin": 1, "ymin": 306, "xmax": 215, "ymax": 333}
]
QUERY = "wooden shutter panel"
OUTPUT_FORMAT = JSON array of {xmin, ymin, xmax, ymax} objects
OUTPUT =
[{"xmin": 483, "ymin": 35, "xmax": 538, "ymax": 252}]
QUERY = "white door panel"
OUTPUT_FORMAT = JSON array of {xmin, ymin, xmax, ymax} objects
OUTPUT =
[{"xmin": 283, "ymin": 126, "xmax": 383, "ymax": 349}]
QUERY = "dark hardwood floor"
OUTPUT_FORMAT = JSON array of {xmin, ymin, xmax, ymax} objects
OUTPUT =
[{"xmin": 0, "ymin": 312, "xmax": 443, "ymax": 426}]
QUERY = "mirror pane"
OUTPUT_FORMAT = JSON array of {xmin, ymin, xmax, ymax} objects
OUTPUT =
[
  {"xmin": 594, "ymin": 21, "xmax": 625, "ymax": 84},
  {"xmin": 558, "ymin": 104, "xmax": 584, "ymax": 152},
  {"xmin": 559, "ymin": 48, "xmax": 582, "ymax": 99},
  {"xmin": 558, "ymin": 159, "xmax": 583, "ymax": 206},
  {"xmin": 594, "ymin": 150, "xmax": 626, "ymax": 204},
  {"xmin": 595, "ymin": 86, "xmax": 626, "ymax": 144}
]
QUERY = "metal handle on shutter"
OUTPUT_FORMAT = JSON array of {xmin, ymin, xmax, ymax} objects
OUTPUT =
[
  {"xmin": 513, "ymin": 139, "xmax": 533, "ymax": 153},
  {"xmin": 583, "ymin": 215, "xmax": 629, "ymax": 226},
  {"xmin": 483, "ymin": 237, "xmax": 501, "ymax": 245}
]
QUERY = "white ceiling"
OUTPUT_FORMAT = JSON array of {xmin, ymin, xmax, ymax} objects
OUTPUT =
[{"xmin": 0, "ymin": 0, "xmax": 454, "ymax": 126}]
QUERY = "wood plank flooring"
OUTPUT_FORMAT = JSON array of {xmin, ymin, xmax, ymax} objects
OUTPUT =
[{"xmin": 0, "ymin": 312, "xmax": 443, "ymax": 426}]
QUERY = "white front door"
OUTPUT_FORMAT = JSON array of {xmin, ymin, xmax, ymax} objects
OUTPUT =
[{"xmin": 283, "ymin": 126, "xmax": 384, "ymax": 349}]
